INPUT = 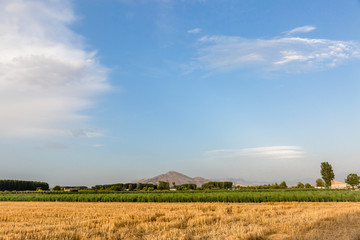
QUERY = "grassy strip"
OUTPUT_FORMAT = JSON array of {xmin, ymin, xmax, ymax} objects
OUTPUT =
[{"xmin": 0, "ymin": 190, "xmax": 360, "ymax": 202}]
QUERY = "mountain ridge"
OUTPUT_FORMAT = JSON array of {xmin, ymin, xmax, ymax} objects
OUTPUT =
[{"xmin": 138, "ymin": 171, "xmax": 209, "ymax": 187}]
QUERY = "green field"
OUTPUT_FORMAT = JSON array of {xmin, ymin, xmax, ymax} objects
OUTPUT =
[{"xmin": 1, "ymin": 189, "xmax": 360, "ymax": 202}]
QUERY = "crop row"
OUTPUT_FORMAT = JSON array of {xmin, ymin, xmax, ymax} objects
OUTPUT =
[{"xmin": 1, "ymin": 190, "xmax": 360, "ymax": 202}]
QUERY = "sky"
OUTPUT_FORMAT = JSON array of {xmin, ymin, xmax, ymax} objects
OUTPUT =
[{"xmin": 1, "ymin": 0, "xmax": 360, "ymax": 186}]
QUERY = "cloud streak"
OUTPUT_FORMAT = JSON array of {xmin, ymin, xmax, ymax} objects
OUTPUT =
[
  {"xmin": 194, "ymin": 30, "xmax": 360, "ymax": 73},
  {"xmin": 0, "ymin": 0, "xmax": 109, "ymax": 137},
  {"xmin": 69, "ymin": 128, "xmax": 103, "ymax": 138},
  {"xmin": 205, "ymin": 146, "xmax": 306, "ymax": 160},
  {"xmin": 188, "ymin": 28, "xmax": 201, "ymax": 34},
  {"xmin": 287, "ymin": 25, "xmax": 316, "ymax": 35}
]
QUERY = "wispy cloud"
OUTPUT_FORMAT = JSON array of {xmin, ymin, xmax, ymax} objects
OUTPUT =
[
  {"xmin": 188, "ymin": 28, "xmax": 201, "ymax": 34},
  {"xmin": 0, "ymin": 0, "xmax": 109, "ymax": 137},
  {"xmin": 205, "ymin": 146, "xmax": 306, "ymax": 160},
  {"xmin": 194, "ymin": 31, "xmax": 360, "ymax": 73},
  {"xmin": 69, "ymin": 128, "xmax": 103, "ymax": 138},
  {"xmin": 36, "ymin": 141, "xmax": 67, "ymax": 150},
  {"xmin": 286, "ymin": 25, "xmax": 316, "ymax": 35}
]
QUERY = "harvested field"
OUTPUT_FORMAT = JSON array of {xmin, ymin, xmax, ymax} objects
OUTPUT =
[{"xmin": 0, "ymin": 202, "xmax": 360, "ymax": 239}]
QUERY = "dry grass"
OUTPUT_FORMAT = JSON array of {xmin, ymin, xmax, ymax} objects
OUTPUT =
[{"xmin": 0, "ymin": 202, "xmax": 360, "ymax": 239}]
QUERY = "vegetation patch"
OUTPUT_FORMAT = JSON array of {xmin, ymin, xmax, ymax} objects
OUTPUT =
[{"xmin": 1, "ymin": 189, "xmax": 360, "ymax": 202}]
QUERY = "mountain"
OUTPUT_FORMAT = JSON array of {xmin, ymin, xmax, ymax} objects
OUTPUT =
[{"xmin": 138, "ymin": 171, "xmax": 209, "ymax": 187}]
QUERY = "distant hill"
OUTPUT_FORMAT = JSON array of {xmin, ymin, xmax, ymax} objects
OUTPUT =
[
  {"xmin": 212, "ymin": 178, "xmax": 251, "ymax": 185},
  {"xmin": 211, "ymin": 178, "xmax": 269, "ymax": 186},
  {"xmin": 138, "ymin": 171, "xmax": 209, "ymax": 187}
]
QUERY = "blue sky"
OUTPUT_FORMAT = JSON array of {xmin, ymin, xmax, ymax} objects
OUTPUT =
[{"xmin": 1, "ymin": 0, "xmax": 360, "ymax": 186}]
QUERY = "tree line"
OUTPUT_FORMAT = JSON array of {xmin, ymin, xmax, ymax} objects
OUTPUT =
[
  {"xmin": 87, "ymin": 181, "xmax": 233, "ymax": 191},
  {"xmin": 0, "ymin": 180, "xmax": 233, "ymax": 192},
  {"xmin": 0, "ymin": 180, "xmax": 49, "ymax": 191},
  {"xmin": 235, "ymin": 181, "xmax": 315, "ymax": 190},
  {"xmin": 201, "ymin": 181, "xmax": 233, "ymax": 190},
  {"xmin": 90, "ymin": 181, "xmax": 171, "ymax": 191}
]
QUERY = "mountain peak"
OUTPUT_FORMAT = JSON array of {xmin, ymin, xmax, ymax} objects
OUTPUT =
[{"xmin": 139, "ymin": 171, "xmax": 209, "ymax": 187}]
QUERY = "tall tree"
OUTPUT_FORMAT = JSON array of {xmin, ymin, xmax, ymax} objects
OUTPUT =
[
  {"xmin": 345, "ymin": 173, "xmax": 359, "ymax": 189},
  {"xmin": 320, "ymin": 162, "xmax": 335, "ymax": 188}
]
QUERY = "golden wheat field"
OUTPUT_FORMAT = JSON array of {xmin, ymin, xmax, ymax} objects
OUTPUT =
[{"xmin": 1, "ymin": 202, "xmax": 360, "ymax": 240}]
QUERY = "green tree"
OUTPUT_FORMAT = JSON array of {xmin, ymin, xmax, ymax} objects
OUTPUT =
[
  {"xmin": 109, "ymin": 186, "xmax": 122, "ymax": 191},
  {"xmin": 316, "ymin": 178, "xmax": 325, "ymax": 188},
  {"xmin": 345, "ymin": 173, "xmax": 360, "ymax": 189},
  {"xmin": 52, "ymin": 185, "xmax": 61, "ymax": 191},
  {"xmin": 320, "ymin": 162, "xmax": 335, "ymax": 188},
  {"xmin": 280, "ymin": 181, "xmax": 287, "ymax": 188},
  {"xmin": 304, "ymin": 183, "xmax": 312, "ymax": 188},
  {"xmin": 297, "ymin": 182, "xmax": 304, "ymax": 188},
  {"xmin": 157, "ymin": 181, "xmax": 170, "ymax": 190}
]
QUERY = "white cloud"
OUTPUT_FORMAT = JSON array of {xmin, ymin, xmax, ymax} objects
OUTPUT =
[
  {"xmin": 194, "ymin": 33, "xmax": 360, "ymax": 73},
  {"xmin": 287, "ymin": 25, "xmax": 316, "ymax": 35},
  {"xmin": 188, "ymin": 28, "xmax": 201, "ymax": 34},
  {"xmin": 205, "ymin": 146, "xmax": 306, "ymax": 160},
  {"xmin": 0, "ymin": 0, "xmax": 109, "ymax": 138}
]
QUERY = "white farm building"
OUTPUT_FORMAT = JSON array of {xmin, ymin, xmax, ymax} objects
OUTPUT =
[{"xmin": 330, "ymin": 180, "xmax": 349, "ymax": 189}]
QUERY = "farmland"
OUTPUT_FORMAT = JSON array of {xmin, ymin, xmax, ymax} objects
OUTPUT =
[
  {"xmin": 2, "ymin": 189, "xmax": 360, "ymax": 202},
  {"xmin": 1, "ymin": 202, "xmax": 360, "ymax": 239}
]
